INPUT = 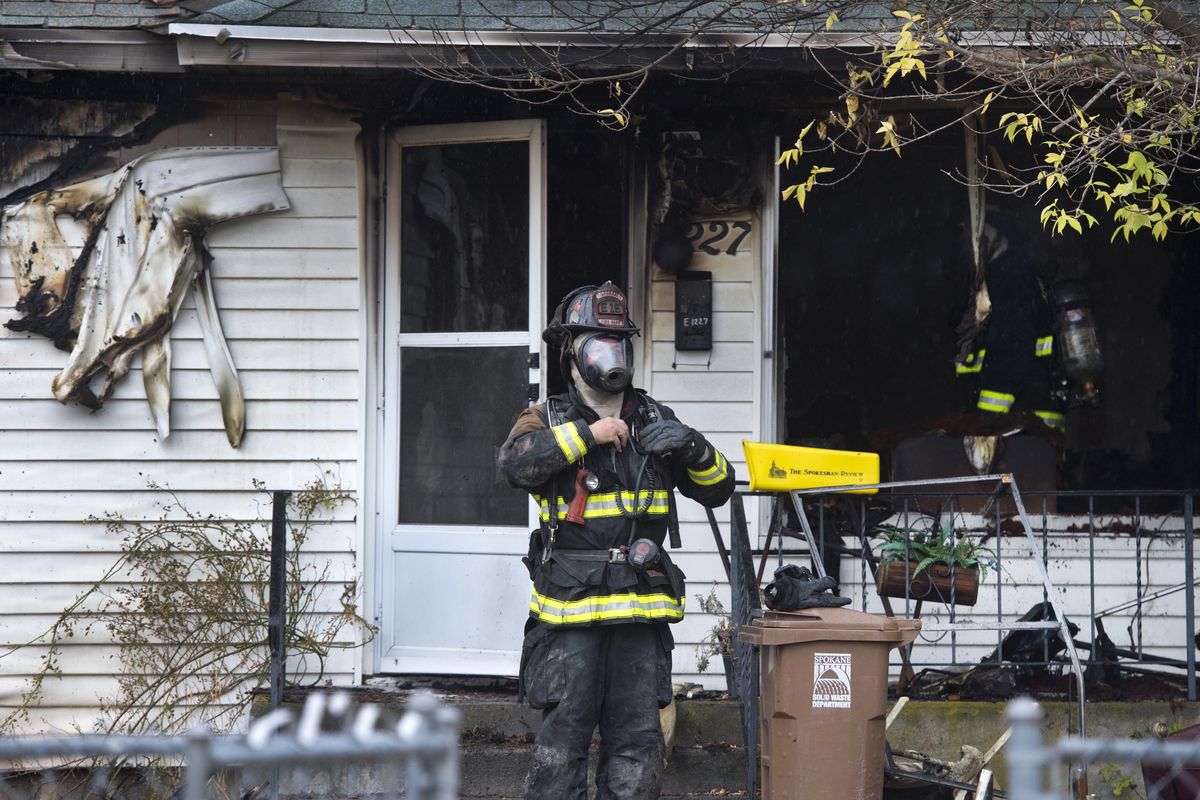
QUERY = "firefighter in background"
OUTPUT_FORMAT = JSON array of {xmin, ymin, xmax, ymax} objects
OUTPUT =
[
  {"xmin": 498, "ymin": 282, "xmax": 735, "ymax": 800},
  {"xmin": 955, "ymin": 225, "xmax": 1066, "ymax": 431}
]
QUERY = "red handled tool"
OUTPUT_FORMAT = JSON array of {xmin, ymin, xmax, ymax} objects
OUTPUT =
[{"xmin": 565, "ymin": 470, "xmax": 600, "ymax": 525}]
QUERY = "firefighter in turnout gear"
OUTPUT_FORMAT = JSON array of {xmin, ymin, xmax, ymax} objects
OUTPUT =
[
  {"xmin": 498, "ymin": 281, "xmax": 735, "ymax": 800},
  {"xmin": 955, "ymin": 226, "xmax": 1065, "ymax": 431}
]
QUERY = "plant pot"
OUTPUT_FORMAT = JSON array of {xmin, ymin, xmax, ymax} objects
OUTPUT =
[{"xmin": 874, "ymin": 559, "xmax": 979, "ymax": 606}]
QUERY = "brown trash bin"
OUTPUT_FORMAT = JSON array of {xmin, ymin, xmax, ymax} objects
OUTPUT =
[{"xmin": 738, "ymin": 607, "xmax": 921, "ymax": 800}]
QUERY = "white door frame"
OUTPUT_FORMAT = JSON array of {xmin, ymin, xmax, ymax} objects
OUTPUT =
[{"xmin": 371, "ymin": 118, "xmax": 547, "ymax": 675}]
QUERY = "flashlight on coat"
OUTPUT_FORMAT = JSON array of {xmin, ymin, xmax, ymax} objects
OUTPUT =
[{"xmin": 565, "ymin": 470, "xmax": 600, "ymax": 525}]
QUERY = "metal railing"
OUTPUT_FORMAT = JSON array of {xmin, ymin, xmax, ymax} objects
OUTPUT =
[
  {"xmin": 713, "ymin": 478, "xmax": 1200, "ymax": 798},
  {"xmin": 1006, "ymin": 696, "xmax": 1200, "ymax": 799},
  {"xmin": 718, "ymin": 484, "xmax": 1200, "ymax": 699},
  {"xmin": 0, "ymin": 691, "xmax": 460, "ymax": 800}
]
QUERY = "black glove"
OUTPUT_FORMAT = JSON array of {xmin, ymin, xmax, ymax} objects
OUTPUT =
[
  {"xmin": 763, "ymin": 564, "xmax": 849, "ymax": 611},
  {"xmin": 638, "ymin": 419, "xmax": 699, "ymax": 459}
]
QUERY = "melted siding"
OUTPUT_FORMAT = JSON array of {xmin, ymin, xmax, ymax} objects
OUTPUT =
[{"xmin": 0, "ymin": 98, "xmax": 364, "ymax": 734}]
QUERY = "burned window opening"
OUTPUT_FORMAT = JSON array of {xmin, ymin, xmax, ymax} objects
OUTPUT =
[{"xmin": 777, "ymin": 121, "xmax": 1200, "ymax": 496}]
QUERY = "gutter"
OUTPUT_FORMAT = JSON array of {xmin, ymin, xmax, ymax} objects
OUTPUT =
[
  {"xmin": 167, "ymin": 23, "xmax": 883, "ymax": 49},
  {"xmin": 167, "ymin": 23, "xmax": 1101, "ymax": 51},
  {"xmin": 0, "ymin": 22, "xmax": 1120, "ymax": 74}
]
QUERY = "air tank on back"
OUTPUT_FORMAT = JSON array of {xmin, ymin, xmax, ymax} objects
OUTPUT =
[{"xmin": 1053, "ymin": 280, "xmax": 1103, "ymax": 404}]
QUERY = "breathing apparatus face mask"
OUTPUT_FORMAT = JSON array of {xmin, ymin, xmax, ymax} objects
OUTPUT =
[{"xmin": 573, "ymin": 333, "xmax": 634, "ymax": 394}]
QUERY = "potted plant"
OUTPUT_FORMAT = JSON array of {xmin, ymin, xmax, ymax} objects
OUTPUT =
[
  {"xmin": 694, "ymin": 587, "xmax": 738, "ymax": 698},
  {"xmin": 872, "ymin": 518, "xmax": 995, "ymax": 607}
]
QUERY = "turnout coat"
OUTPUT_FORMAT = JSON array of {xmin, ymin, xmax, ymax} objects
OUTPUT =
[{"xmin": 498, "ymin": 387, "xmax": 735, "ymax": 628}]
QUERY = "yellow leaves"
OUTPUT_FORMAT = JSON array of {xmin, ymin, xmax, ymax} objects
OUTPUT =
[
  {"xmin": 598, "ymin": 108, "xmax": 627, "ymax": 126},
  {"xmin": 881, "ymin": 8, "xmax": 929, "ymax": 87},
  {"xmin": 781, "ymin": 165, "xmax": 835, "ymax": 211},
  {"xmin": 1039, "ymin": 202, "xmax": 1096, "ymax": 236},
  {"xmin": 776, "ymin": 120, "xmax": 815, "ymax": 168},
  {"xmin": 877, "ymin": 116, "xmax": 901, "ymax": 156},
  {"xmin": 999, "ymin": 112, "xmax": 1043, "ymax": 144},
  {"xmin": 847, "ymin": 66, "xmax": 874, "ymax": 88},
  {"xmin": 981, "ymin": 91, "xmax": 996, "ymax": 115},
  {"xmin": 825, "ymin": 10, "xmax": 838, "ymax": 30},
  {"xmin": 796, "ymin": 119, "xmax": 814, "ymax": 144},
  {"xmin": 845, "ymin": 94, "xmax": 860, "ymax": 126},
  {"xmin": 1073, "ymin": 104, "xmax": 1096, "ymax": 132},
  {"xmin": 776, "ymin": 120, "xmax": 834, "ymax": 211}
]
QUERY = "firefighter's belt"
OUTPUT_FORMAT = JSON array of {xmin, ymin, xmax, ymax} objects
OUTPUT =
[{"xmin": 552, "ymin": 548, "xmax": 629, "ymax": 565}]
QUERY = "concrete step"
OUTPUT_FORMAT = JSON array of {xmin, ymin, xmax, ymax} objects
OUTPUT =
[
  {"xmin": 458, "ymin": 742, "xmax": 747, "ymax": 799},
  {"xmin": 455, "ymin": 697, "xmax": 748, "ymax": 798}
]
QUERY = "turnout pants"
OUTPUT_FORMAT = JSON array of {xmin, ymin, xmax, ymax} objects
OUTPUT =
[{"xmin": 521, "ymin": 622, "xmax": 672, "ymax": 800}]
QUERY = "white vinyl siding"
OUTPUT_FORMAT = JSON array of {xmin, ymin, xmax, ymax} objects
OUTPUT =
[
  {"xmin": 643, "ymin": 213, "xmax": 762, "ymax": 689},
  {"xmin": 0, "ymin": 98, "xmax": 363, "ymax": 734}
]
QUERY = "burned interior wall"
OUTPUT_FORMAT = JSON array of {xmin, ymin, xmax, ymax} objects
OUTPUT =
[{"xmin": 776, "ymin": 120, "xmax": 1198, "ymax": 490}]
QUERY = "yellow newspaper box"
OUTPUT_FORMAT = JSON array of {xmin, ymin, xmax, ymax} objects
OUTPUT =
[{"xmin": 742, "ymin": 440, "xmax": 879, "ymax": 494}]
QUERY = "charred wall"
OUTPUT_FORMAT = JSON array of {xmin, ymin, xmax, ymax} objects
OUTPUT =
[{"xmin": 776, "ymin": 121, "xmax": 1200, "ymax": 491}]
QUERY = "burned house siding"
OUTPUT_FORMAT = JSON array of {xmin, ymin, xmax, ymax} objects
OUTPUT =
[
  {"xmin": 0, "ymin": 98, "xmax": 364, "ymax": 733},
  {"xmin": 643, "ymin": 212, "xmax": 762, "ymax": 689}
]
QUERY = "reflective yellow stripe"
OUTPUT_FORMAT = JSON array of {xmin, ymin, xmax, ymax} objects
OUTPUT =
[
  {"xmin": 551, "ymin": 421, "xmax": 588, "ymax": 462},
  {"xmin": 688, "ymin": 450, "xmax": 729, "ymax": 487},
  {"xmin": 955, "ymin": 348, "xmax": 986, "ymax": 375},
  {"xmin": 1035, "ymin": 410, "xmax": 1066, "ymax": 430},
  {"xmin": 977, "ymin": 390, "xmax": 1015, "ymax": 413},
  {"xmin": 534, "ymin": 489, "xmax": 672, "ymax": 522},
  {"xmin": 1035, "ymin": 336, "xmax": 1053, "ymax": 357},
  {"xmin": 530, "ymin": 588, "xmax": 685, "ymax": 625}
]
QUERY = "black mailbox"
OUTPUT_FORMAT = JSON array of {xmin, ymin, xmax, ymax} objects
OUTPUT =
[{"xmin": 675, "ymin": 271, "xmax": 713, "ymax": 351}]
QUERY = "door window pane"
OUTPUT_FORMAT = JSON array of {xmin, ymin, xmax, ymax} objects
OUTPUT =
[
  {"xmin": 400, "ymin": 142, "xmax": 529, "ymax": 333},
  {"xmin": 398, "ymin": 346, "xmax": 529, "ymax": 525}
]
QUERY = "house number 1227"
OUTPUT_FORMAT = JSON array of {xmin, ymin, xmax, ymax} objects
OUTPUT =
[{"xmin": 686, "ymin": 220, "xmax": 753, "ymax": 256}]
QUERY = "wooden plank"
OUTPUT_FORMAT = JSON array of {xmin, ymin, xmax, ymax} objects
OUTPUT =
[
  {"xmin": 265, "ymin": 185, "xmax": 357, "ymax": 215},
  {"xmin": 0, "ymin": 276, "xmax": 357, "ymax": 312},
  {"xmin": 7, "ymin": 399, "xmax": 358, "ymax": 432},
  {"xmin": 650, "ymin": 280, "xmax": 754, "ymax": 313},
  {"xmin": 0, "ymin": 584, "xmax": 361, "ymax": 618},
  {"xmin": 0, "ymin": 549, "xmax": 357, "ymax": 582},
  {"xmin": 279, "ymin": 157, "xmax": 357, "ymax": 188},
  {"xmin": 0, "ymin": 339, "xmax": 358, "ymax": 371},
  {"xmin": 0, "ymin": 309, "xmax": 360, "ymax": 342},
  {"xmin": 205, "ymin": 246, "xmax": 359, "ymax": 278},
  {"xmin": 650, "ymin": 310, "xmax": 754, "ymax": 343},
  {"xmin": 0, "ymin": 370, "xmax": 360, "ymax": 401},
  {"xmin": 0, "ymin": 643, "xmax": 360, "ymax": 677},
  {"xmin": 0, "ymin": 429, "xmax": 356, "ymax": 461},
  {"xmin": 0, "ymin": 488, "xmax": 360, "ymax": 523},
  {"xmin": 0, "ymin": 670, "xmax": 358, "ymax": 706},
  {"xmin": 0, "ymin": 520, "xmax": 359, "ymax": 552},
  {"xmin": 206, "ymin": 217, "xmax": 358, "ymax": 249},
  {"xmin": 204, "ymin": 278, "xmax": 359, "ymax": 310},
  {"xmin": 641, "ymin": 399, "xmax": 755, "ymax": 433},
  {"xmin": 0, "ymin": 309, "xmax": 289, "ymax": 344},
  {"xmin": 277, "ymin": 128, "xmax": 361, "ymax": 160},
  {"xmin": 649, "ymin": 372, "xmax": 755, "ymax": 403},
  {"xmin": 649, "ymin": 341, "xmax": 757, "ymax": 373},
  {"xmin": 176, "ymin": 309, "xmax": 360, "ymax": 340}
]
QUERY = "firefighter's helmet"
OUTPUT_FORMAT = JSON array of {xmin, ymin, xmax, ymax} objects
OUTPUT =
[
  {"xmin": 543, "ymin": 282, "xmax": 640, "ymax": 393},
  {"xmin": 543, "ymin": 281, "xmax": 640, "ymax": 346}
]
